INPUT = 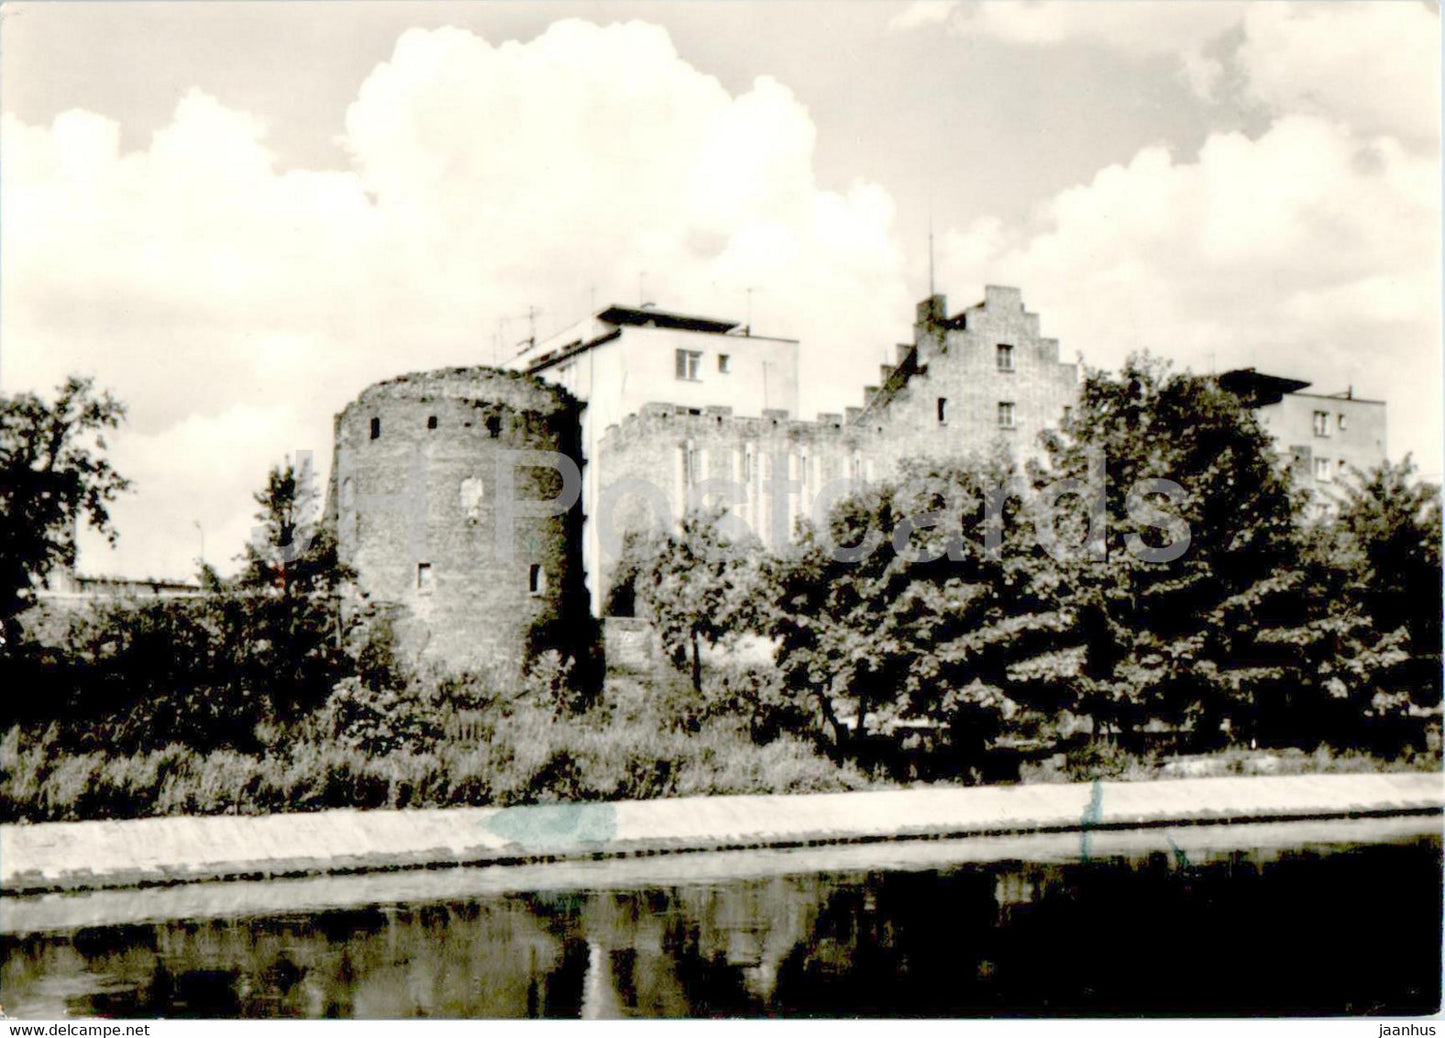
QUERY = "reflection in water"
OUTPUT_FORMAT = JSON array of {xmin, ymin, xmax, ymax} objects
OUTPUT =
[{"xmin": 3, "ymin": 830, "xmax": 1440, "ymax": 1018}]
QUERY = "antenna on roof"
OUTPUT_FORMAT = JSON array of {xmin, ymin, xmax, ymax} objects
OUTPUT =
[
  {"xmin": 639, "ymin": 270, "xmax": 648, "ymax": 307},
  {"xmin": 928, "ymin": 197, "xmax": 936, "ymax": 299}
]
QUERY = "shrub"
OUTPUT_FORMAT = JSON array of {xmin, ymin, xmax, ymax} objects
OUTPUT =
[{"xmin": 321, "ymin": 677, "xmax": 443, "ymax": 756}]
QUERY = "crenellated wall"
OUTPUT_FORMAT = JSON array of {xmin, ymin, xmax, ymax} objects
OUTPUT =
[{"xmin": 593, "ymin": 287, "xmax": 1080, "ymax": 605}]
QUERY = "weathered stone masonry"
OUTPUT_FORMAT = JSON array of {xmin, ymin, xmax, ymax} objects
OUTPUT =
[
  {"xmin": 329, "ymin": 288, "xmax": 1084, "ymax": 672},
  {"xmin": 326, "ymin": 367, "xmax": 590, "ymax": 673},
  {"xmin": 594, "ymin": 286, "xmax": 1081, "ymax": 603}
]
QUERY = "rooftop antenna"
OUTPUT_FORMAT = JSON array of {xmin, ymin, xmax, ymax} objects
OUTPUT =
[
  {"xmin": 639, "ymin": 271, "xmax": 648, "ymax": 307},
  {"xmin": 927, "ymin": 196, "xmax": 936, "ymax": 299},
  {"xmin": 501, "ymin": 306, "xmax": 544, "ymax": 359}
]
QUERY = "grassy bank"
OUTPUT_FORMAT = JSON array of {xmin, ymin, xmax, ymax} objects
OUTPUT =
[{"xmin": 0, "ymin": 670, "xmax": 869, "ymax": 823}]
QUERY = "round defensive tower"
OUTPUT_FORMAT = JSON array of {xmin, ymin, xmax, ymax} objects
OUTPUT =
[{"xmin": 328, "ymin": 367, "xmax": 592, "ymax": 677}]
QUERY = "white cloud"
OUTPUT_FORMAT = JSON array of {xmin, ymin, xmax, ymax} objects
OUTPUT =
[
  {"xmin": 942, "ymin": 0, "xmax": 1246, "ymax": 53},
  {"xmin": 3, "ymin": 20, "xmax": 911, "ymax": 578},
  {"xmin": 1238, "ymin": 2, "xmax": 1441, "ymax": 147},
  {"xmin": 887, "ymin": 1, "xmax": 961, "ymax": 32},
  {"xmin": 901, "ymin": 0, "xmax": 1442, "ymax": 134},
  {"xmin": 938, "ymin": 115, "xmax": 1442, "ymax": 473}
]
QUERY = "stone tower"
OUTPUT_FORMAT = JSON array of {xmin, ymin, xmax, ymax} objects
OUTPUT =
[{"xmin": 327, "ymin": 367, "xmax": 593, "ymax": 677}]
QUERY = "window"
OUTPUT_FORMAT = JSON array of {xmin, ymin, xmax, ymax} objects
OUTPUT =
[
  {"xmin": 684, "ymin": 441, "xmax": 700, "ymax": 485},
  {"xmin": 1313, "ymin": 457, "xmax": 1332, "ymax": 482},
  {"xmin": 998, "ymin": 401, "xmax": 1016, "ymax": 428},
  {"xmin": 528, "ymin": 564, "xmax": 545, "ymax": 596},
  {"xmin": 416, "ymin": 562, "xmax": 434, "ymax": 593},
  {"xmin": 1062, "ymin": 405, "xmax": 1074, "ymax": 425},
  {"xmin": 427, "ymin": 415, "xmax": 438, "ymax": 430},
  {"xmin": 1312, "ymin": 410, "xmax": 1331, "ymax": 437},
  {"xmin": 1338, "ymin": 413, "xmax": 1349, "ymax": 432},
  {"xmin": 486, "ymin": 415, "xmax": 502, "ymax": 439},
  {"xmin": 459, "ymin": 475, "xmax": 484, "ymax": 522},
  {"xmin": 675, "ymin": 349, "xmax": 702, "ymax": 381},
  {"xmin": 370, "ymin": 417, "xmax": 381, "ymax": 440},
  {"xmin": 937, "ymin": 397, "xmax": 948, "ymax": 424},
  {"xmin": 997, "ymin": 344, "xmax": 1015, "ymax": 372},
  {"xmin": 718, "ymin": 354, "xmax": 731, "ymax": 374}
]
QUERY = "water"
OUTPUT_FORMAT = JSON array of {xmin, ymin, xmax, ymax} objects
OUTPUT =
[{"xmin": 3, "ymin": 817, "xmax": 1440, "ymax": 1018}]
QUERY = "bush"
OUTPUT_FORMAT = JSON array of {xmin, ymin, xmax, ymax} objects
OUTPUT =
[{"xmin": 321, "ymin": 677, "xmax": 443, "ymax": 756}]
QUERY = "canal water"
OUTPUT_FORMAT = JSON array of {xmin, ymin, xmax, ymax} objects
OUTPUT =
[{"xmin": 2, "ymin": 817, "xmax": 1440, "ymax": 1018}]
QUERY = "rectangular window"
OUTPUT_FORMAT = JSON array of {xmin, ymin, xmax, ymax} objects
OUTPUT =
[
  {"xmin": 427, "ymin": 415, "xmax": 438, "ymax": 430},
  {"xmin": 1338, "ymin": 412, "xmax": 1349, "ymax": 432},
  {"xmin": 718, "ymin": 354, "xmax": 731, "ymax": 374},
  {"xmin": 1063, "ymin": 405, "xmax": 1074, "ymax": 425},
  {"xmin": 486, "ymin": 415, "xmax": 502, "ymax": 438},
  {"xmin": 528, "ymin": 564, "xmax": 544, "ymax": 596},
  {"xmin": 675, "ymin": 349, "xmax": 702, "ymax": 381},
  {"xmin": 416, "ymin": 562, "xmax": 434, "ymax": 593},
  {"xmin": 1313, "ymin": 457, "xmax": 1332, "ymax": 482},
  {"xmin": 1313, "ymin": 410, "xmax": 1331, "ymax": 437},
  {"xmin": 998, "ymin": 401, "xmax": 1016, "ymax": 428},
  {"xmin": 937, "ymin": 397, "xmax": 948, "ymax": 424},
  {"xmin": 997, "ymin": 344, "xmax": 1015, "ymax": 372},
  {"xmin": 370, "ymin": 417, "xmax": 381, "ymax": 440}
]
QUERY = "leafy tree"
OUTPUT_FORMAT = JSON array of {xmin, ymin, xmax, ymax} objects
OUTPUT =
[
  {"xmin": 637, "ymin": 508, "xmax": 762, "ymax": 692},
  {"xmin": 768, "ymin": 455, "xmax": 1071, "ymax": 775},
  {"xmin": 1036, "ymin": 354, "xmax": 1301, "ymax": 747},
  {"xmin": 1333, "ymin": 456, "xmax": 1442, "ymax": 677},
  {"xmin": 0, "ymin": 376, "xmax": 130, "ymax": 646},
  {"xmin": 237, "ymin": 456, "xmax": 353, "ymax": 717}
]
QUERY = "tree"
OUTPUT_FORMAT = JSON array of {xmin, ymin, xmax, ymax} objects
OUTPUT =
[
  {"xmin": 1032, "ymin": 354, "xmax": 1304, "ymax": 748},
  {"xmin": 1333, "ymin": 456, "xmax": 1442, "ymax": 674},
  {"xmin": 236, "ymin": 456, "xmax": 353, "ymax": 717},
  {"xmin": 637, "ymin": 508, "xmax": 762, "ymax": 692},
  {"xmin": 767, "ymin": 454, "xmax": 1072, "ymax": 775},
  {"xmin": 0, "ymin": 376, "xmax": 130, "ymax": 646}
]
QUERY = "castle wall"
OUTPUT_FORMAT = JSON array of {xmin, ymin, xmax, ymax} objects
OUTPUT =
[
  {"xmin": 594, "ymin": 405, "xmax": 874, "ymax": 602},
  {"xmin": 592, "ymin": 287, "xmax": 1080, "ymax": 608},
  {"xmin": 859, "ymin": 286, "xmax": 1079, "ymax": 477},
  {"xmin": 328, "ymin": 368, "xmax": 589, "ymax": 675}
]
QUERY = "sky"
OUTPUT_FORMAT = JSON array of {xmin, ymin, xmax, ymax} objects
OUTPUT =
[{"xmin": 1, "ymin": 0, "xmax": 1440, "ymax": 580}]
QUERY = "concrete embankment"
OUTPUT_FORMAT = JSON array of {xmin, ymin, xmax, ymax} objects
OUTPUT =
[{"xmin": 2, "ymin": 772, "xmax": 1440, "ymax": 895}]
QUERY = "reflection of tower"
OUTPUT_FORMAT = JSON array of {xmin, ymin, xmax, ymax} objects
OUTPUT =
[
  {"xmin": 580, "ymin": 941, "xmax": 623, "ymax": 1020},
  {"xmin": 993, "ymin": 869, "xmax": 1037, "ymax": 923}
]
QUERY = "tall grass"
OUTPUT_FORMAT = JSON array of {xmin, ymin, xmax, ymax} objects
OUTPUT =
[{"xmin": 0, "ymin": 669, "xmax": 866, "ymax": 823}]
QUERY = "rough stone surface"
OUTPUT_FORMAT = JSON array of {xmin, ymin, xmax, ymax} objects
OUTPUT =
[{"xmin": 325, "ymin": 367, "xmax": 592, "ymax": 673}]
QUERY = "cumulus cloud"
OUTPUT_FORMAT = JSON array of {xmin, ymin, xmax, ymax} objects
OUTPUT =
[
  {"xmin": 895, "ymin": 0, "xmax": 1442, "ymax": 129},
  {"xmin": 1238, "ymin": 2, "xmax": 1441, "ymax": 147},
  {"xmin": 937, "ymin": 115, "xmax": 1442, "ymax": 473},
  {"xmin": 939, "ymin": 0, "xmax": 1246, "ymax": 53},
  {"xmin": 2, "ymin": 19, "xmax": 910, "ymax": 578},
  {"xmin": 886, "ymin": 1, "xmax": 961, "ymax": 32}
]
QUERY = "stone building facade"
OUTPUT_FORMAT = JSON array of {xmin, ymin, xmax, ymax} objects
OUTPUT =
[
  {"xmin": 591, "ymin": 286, "xmax": 1081, "ymax": 600},
  {"xmin": 1218, "ymin": 368, "xmax": 1389, "ymax": 506},
  {"xmin": 326, "ymin": 367, "xmax": 591, "ymax": 674},
  {"xmin": 330, "ymin": 287, "xmax": 1084, "ymax": 671}
]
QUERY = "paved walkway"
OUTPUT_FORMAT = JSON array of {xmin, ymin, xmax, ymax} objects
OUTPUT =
[{"xmin": 2, "ymin": 772, "xmax": 1440, "ymax": 894}]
